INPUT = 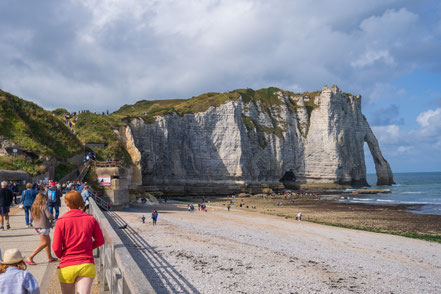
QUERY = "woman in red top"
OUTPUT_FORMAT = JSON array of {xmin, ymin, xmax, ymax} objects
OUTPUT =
[{"xmin": 52, "ymin": 190, "xmax": 104, "ymax": 294}]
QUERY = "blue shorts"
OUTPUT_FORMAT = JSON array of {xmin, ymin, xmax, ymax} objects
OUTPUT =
[{"xmin": 0, "ymin": 207, "xmax": 10, "ymax": 215}]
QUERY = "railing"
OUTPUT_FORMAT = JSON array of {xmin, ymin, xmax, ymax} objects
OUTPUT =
[
  {"xmin": 93, "ymin": 161, "xmax": 124, "ymax": 168},
  {"xmin": 90, "ymin": 192, "xmax": 111, "ymax": 211},
  {"xmin": 75, "ymin": 162, "xmax": 90, "ymax": 183},
  {"xmin": 89, "ymin": 198, "xmax": 156, "ymax": 294}
]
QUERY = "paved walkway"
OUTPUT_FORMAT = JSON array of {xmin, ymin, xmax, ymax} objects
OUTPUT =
[
  {"xmin": 1, "ymin": 202, "xmax": 66, "ymax": 292},
  {"xmin": 1, "ymin": 201, "xmax": 102, "ymax": 293}
]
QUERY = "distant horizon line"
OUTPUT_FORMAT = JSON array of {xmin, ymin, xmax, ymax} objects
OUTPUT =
[{"xmin": 367, "ymin": 171, "xmax": 441, "ymax": 174}]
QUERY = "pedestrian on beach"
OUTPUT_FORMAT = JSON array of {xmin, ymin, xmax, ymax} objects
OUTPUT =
[
  {"xmin": 21, "ymin": 182, "xmax": 37, "ymax": 228},
  {"xmin": 26, "ymin": 192, "xmax": 58, "ymax": 265},
  {"xmin": 227, "ymin": 205, "xmax": 230, "ymax": 211},
  {"xmin": 0, "ymin": 248, "xmax": 40, "ymax": 294},
  {"xmin": 142, "ymin": 215, "xmax": 145, "ymax": 224},
  {"xmin": 152, "ymin": 210, "xmax": 158, "ymax": 225},
  {"xmin": 0, "ymin": 181, "xmax": 13, "ymax": 230},
  {"xmin": 52, "ymin": 190, "xmax": 104, "ymax": 294},
  {"xmin": 48, "ymin": 182, "xmax": 62, "ymax": 220}
]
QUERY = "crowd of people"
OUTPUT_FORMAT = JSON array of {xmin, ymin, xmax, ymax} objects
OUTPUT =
[{"xmin": 0, "ymin": 179, "xmax": 104, "ymax": 294}]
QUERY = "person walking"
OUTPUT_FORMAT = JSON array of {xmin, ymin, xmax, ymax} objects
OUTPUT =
[
  {"xmin": 152, "ymin": 210, "xmax": 158, "ymax": 225},
  {"xmin": 81, "ymin": 185, "xmax": 91, "ymax": 211},
  {"xmin": 0, "ymin": 181, "xmax": 13, "ymax": 230},
  {"xmin": 10, "ymin": 181, "xmax": 19, "ymax": 204},
  {"xmin": 21, "ymin": 183, "xmax": 37, "ymax": 228},
  {"xmin": 48, "ymin": 182, "xmax": 62, "ymax": 220},
  {"xmin": 0, "ymin": 248, "xmax": 40, "ymax": 293},
  {"xmin": 25, "ymin": 192, "xmax": 58, "ymax": 265},
  {"xmin": 52, "ymin": 190, "xmax": 104, "ymax": 294}
]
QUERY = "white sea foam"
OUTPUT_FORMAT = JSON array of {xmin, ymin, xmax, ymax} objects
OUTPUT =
[{"xmin": 376, "ymin": 199, "xmax": 394, "ymax": 202}]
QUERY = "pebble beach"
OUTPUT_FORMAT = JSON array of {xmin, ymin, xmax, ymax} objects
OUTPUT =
[{"xmin": 111, "ymin": 203, "xmax": 441, "ymax": 294}]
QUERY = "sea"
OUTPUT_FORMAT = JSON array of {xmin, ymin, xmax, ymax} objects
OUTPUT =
[{"xmin": 337, "ymin": 172, "xmax": 441, "ymax": 215}]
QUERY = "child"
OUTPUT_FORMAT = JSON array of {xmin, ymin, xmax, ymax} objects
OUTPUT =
[
  {"xmin": 25, "ymin": 192, "xmax": 58, "ymax": 265},
  {"xmin": 0, "ymin": 248, "xmax": 40, "ymax": 293}
]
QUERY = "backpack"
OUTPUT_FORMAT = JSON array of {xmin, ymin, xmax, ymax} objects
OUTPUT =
[{"xmin": 50, "ymin": 190, "xmax": 57, "ymax": 203}]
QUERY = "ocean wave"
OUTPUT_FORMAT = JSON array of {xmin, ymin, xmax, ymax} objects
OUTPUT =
[
  {"xmin": 402, "ymin": 201, "xmax": 441, "ymax": 205},
  {"xmin": 376, "ymin": 199, "xmax": 394, "ymax": 202}
]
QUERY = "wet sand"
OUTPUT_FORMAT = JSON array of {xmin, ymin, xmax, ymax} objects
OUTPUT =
[
  {"xmin": 206, "ymin": 195, "xmax": 441, "ymax": 237},
  {"xmin": 112, "ymin": 201, "xmax": 441, "ymax": 294}
]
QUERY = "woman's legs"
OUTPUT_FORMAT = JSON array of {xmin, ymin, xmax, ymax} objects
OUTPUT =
[
  {"xmin": 24, "ymin": 206, "xmax": 30, "ymax": 226},
  {"xmin": 27, "ymin": 234, "xmax": 54, "ymax": 262},
  {"xmin": 60, "ymin": 277, "xmax": 94, "ymax": 294},
  {"xmin": 76, "ymin": 277, "xmax": 94, "ymax": 294},
  {"xmin": 24, "ymin": 206, "xmax": 33, "ymax": 226},
  {"xmin": 44, "ymin": 235, "xmax": 55, "ymax": 260},
  {"xmin": 60, "ymin": 283, "xmax": 75, "ymax": 294},
  {"xmin": 27, "ymin": 234, "xmax": 49, "ymax": 262}
]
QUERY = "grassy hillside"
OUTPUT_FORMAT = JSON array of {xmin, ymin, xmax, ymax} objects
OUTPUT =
[
  {"xmin": 114, "ymin": 87, "xmax": 304, "ymax": 119},
  {"xmin": 72, "ymin": 113, "xmax": 131, "ymax": 163},
  {"xmin": 0, "ymin": 89, "xmax": 83, "ymax": 158}
]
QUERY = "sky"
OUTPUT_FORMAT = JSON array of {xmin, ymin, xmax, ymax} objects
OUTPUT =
[{"xmin": 0, "ymin": 0, "xmax": 440, "ymax": 173}]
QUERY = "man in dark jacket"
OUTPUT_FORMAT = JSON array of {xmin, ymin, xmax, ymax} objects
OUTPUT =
[
  {"xmin": 10, "ymin": 181, "xmax": 19, "ymax": 204},
  {"xmin": 48, "ymin": 182, "xmax": 62, "ymax": 220},
  {"xmin": 0, "ymin": 181, "xmax": 13, "ymax": 230}
]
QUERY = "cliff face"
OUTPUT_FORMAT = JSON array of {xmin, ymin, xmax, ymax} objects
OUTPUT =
[{"xmin": 122, "ymin": 85, "xmax": 394, "ymax": 194}]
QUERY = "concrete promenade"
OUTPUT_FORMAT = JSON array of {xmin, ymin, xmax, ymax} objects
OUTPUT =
[{"xmin": 0, "ymin": 202, "xmax": 67, "ymax": 293}]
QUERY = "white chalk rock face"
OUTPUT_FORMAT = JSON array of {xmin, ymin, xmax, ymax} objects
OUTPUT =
[{"xmin": 122, "ymin": 85, "xmax": 394, "ymax": 194}]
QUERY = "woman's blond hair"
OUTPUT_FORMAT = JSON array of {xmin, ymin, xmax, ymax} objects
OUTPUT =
[
  {"xmin": 31, "ymin": 192, "xmax": 48, "ymax": 221},
  {"xmin": 26, "ymin": 182, "xmax": 32, "ymax": 189},
  {"xmin": 0, "ymin": 261, "xmax": 27, "ymax": 274}
]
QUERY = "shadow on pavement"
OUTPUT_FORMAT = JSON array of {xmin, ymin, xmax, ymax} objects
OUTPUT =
[{"xmin": 105, "ymin": 211, "xmax": 201, "ymax": 294}]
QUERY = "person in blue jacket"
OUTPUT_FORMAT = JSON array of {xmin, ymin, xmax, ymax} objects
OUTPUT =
[{"xmin": 21, "ymin": 183, "xmax": 37, "ymax": 228}]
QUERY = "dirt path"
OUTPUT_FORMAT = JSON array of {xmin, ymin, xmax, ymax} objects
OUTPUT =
[{"xmin": 113, "ymin": 204, "xmax": 441, "ymax": 294}]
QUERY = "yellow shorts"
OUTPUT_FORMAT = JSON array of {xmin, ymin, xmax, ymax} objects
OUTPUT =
[{"xmin": 58, "ymin": 263, "xmax": 96, "ymax": 284}]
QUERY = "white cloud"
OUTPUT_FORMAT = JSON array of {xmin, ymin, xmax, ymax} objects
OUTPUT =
[
  {"xmin": 371, "ymin": 108, "xmax": 441, "ymax": 167},
  {"xmin": 351, "ymin": 50, "xmax": 395, "ymax": 68},
  {"xmin": 396, "ymin": 145, "xmax": 414, "ymax": 154},
  {"xmin": 415, "ymin": 108, "xmax": 441, "ymax": 142},
  {"xmin": 0, "ymin": 1, "xmax": 440, "ymax": 112},
  {"xmin": 416, "ymin": 107, "xmax": 441, "ymax": 127},
  {"xmin": 372, "ymin": 124, "xmax": 401, "ymax": 144}
]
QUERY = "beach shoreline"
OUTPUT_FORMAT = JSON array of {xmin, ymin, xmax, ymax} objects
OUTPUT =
[
  {"xmin": 170, "ymin": 194, "xmax": 441, "ymax": 243},
  {"xmin": 113, "ymin": 200, "xmax": 441, "ymax": 293}
]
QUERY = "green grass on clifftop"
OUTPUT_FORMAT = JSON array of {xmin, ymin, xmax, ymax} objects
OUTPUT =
[
  {"xmin": 113, "ymin": 88, "xmax": 291, "ymax": 118},
  {"xmin": 0, "ymin": 89, "xmax": 83, "ymax": 159},
  {"xmin": 73, "ymin": 113, "xmax": 131, "ymax": 163}
]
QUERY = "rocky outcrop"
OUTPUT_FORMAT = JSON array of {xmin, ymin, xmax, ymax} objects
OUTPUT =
[{"xmin": 122, "ymin": 85, "xmax": 394, "ymax": 194}]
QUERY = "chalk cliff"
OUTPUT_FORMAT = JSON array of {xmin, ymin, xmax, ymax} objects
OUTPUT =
[{"xmin": 121, "ymin": 85, "xmax": 394, "ymax": 194}]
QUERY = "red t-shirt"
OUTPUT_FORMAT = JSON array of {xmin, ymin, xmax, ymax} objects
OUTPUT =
[{"xmin": 52, "ymin": 209, "xmax": 105, "ymax": 268}]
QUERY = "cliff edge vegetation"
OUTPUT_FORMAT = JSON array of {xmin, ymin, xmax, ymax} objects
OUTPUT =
[
  {"xmin": 72, "ymin": 113, "xmax": 131, "ymax": 164},
  {"xmin": 114, "ymin": 87, "xmax": 320, "ymax": 121},
  {"xmin": 0, "ymin": 89, "xmax": 82, "ymax": 158},
  {"xmin": 0, "ymin": 89, "xmax": 83, "ymax": 175}
]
